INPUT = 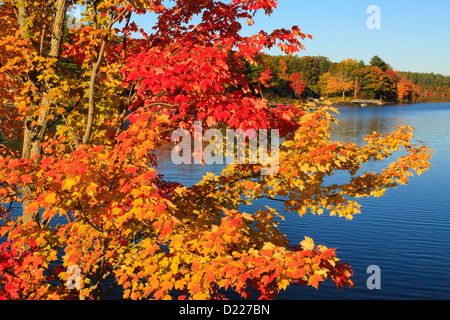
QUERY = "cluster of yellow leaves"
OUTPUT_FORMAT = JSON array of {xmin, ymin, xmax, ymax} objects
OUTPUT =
[
  {"xmin": 0, "ymin": 111, "xmax": 173, "ymax": 299},
  {"xmin": 210, "ymin": 105, "xmax": 433, "ymax": 221}
]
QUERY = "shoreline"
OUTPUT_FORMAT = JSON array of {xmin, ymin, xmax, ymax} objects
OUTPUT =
[{"xmin": 328, "ymin": 98, "xmax": 450, "ymax": 106}]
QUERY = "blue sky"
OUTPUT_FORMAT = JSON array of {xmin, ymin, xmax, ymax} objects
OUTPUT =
[
  {"xmin": 130, "ymin": 0, "xmax": 450, "ymax": 75},
  {"xmin": 244, "ymin": 0, "xmax": 450, "ymax": 75}
]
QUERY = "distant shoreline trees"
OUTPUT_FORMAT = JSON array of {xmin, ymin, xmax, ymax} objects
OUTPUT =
[{"xmin": 247, "ymin": 54, "xmax": 450, "ymax": 104}]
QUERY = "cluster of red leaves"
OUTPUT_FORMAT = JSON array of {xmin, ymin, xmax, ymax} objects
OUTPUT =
[
  {"xmin": 0, "ymin": 238, "xmax": 38, "ymax": 300},
  {"xmin": 289, "ymin": 72, "xmax": 307, "ymax": 97},
  {"xmin": 0, "ymin": 241, "xmax": 21, "ymax": 300},
  {"xmin": 289, "ymin": 245, "xmax": 355, "ymax": 291}
]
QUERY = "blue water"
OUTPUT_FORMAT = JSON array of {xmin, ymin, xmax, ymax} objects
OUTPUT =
[{"xmin": 158, "ymin": 102, "xmax": 450, "ymax": 300}]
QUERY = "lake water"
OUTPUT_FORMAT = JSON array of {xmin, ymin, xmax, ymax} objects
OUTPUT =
[
  {"xmin": 2, "ymin": 102, "xmax": 449, "ymax": 300},
  {"xmin": 158, "ymin": 102, "xmax": 450, "ymax": 300}
]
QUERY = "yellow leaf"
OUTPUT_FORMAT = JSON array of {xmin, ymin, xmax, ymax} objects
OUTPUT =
[
  {"xmin": 300, "ymin": 236, "xmax": 315, "ymax": 251},
  {"xmin": 63, "ymin": 178, "xmax": 77, "ymax": 191},
  {"xmin": 300, "ymin": 163, "xmax": 309, "ymax": 174},
  {"xmin": 86, "ymin": 183, "xmax": 98, "ymax": 197},
  {"xmin": 44, "ymin": 193, "xmax": 57, "ymax": 205},
  {"xmin": 278, "ymin": 278, "xmax": 290, "ymax": 290},
  {"xmin": 283, "ymin": 140, "xmax": 295, "ymax": 148}
]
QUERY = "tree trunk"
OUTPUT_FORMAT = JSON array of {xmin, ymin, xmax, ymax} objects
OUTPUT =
[{"xmin": 19, "ymin": 0, "xmax": 67, "ymax": 225}]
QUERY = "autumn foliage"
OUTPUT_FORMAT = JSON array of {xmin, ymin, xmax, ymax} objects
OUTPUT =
[
  {"xmin": 0, "ymin": 0, "xmax": 432, "ymax": 300},
  {"xmin": 251, "ymin": 55, "xmax": 449, "ymax": 103}
]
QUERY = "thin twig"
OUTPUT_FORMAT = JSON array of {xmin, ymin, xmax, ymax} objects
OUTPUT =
[
  {"xmin": 77, "ymin": 198, "xmax": 103, "ymax": 232},
  {"xmin": 61, "ymin": 113, "xmax": 79, "ymax": 150},
  {"xmin": 39, "ymin": 24, "xmax": 46, "ymax": 55}
]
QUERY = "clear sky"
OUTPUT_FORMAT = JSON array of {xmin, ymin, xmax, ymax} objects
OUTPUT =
[
  {"xmin": 130, "ymin": 0, "xmax": 450, "ymax": 75},
  {"xmin": 242, "ymin": 0, "xmax": 450, "ymax": 75}
]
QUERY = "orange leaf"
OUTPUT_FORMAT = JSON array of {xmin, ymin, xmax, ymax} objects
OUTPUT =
[
  {"xmin": 27, "ymin": 202, "xmax": 40, "ymax": 214},
  {"xmin": 320, "ymin": 248, "xmax": 336, "ymax": 260},
  {"xmin": 243, "ymin": 180, "xmax": 256, "ymax": 191},
  {"xmin": 308, "ymin": 274, "xmax": 323, "ymax": 289},
  {"xmin": 21, "ymin": 175, "xmax": 33, "ymax": 184}
]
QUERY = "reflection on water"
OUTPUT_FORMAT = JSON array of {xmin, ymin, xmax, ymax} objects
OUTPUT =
[{"xmin": 330, "ymin": 104, "xmax": 412, "ymax": 145}]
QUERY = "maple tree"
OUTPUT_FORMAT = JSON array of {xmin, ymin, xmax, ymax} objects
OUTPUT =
[
  {"xmin": 320, "ymin": 72, "xmax": 354, "ymax": 99},
  {"xmin": 0, "ymin": 0, "xmax": 433, "ymax": 300},
  {"xmin": 289, "ymin": 72, "xmax": 306, "ymax": 97},
  {"xmin": 396, "ymin": 75, "xmax": 418, "ymax": 102}
]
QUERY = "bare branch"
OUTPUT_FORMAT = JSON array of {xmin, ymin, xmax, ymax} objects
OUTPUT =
[
  {"xmin": 61, "ymin": 113, "xmax": 79, "ymax": 150},
  {"xmin": 39, "ymin": 24, "xmax": 46, "ymax": 55},
  {"xmin": 81, "ymin": 8, "xmax": 127, "ymax": 146}
]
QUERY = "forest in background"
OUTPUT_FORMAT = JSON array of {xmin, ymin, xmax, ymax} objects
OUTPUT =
[{"xmin": 246, "ymin": 54, "xmax": 450, "ymax": 104}]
